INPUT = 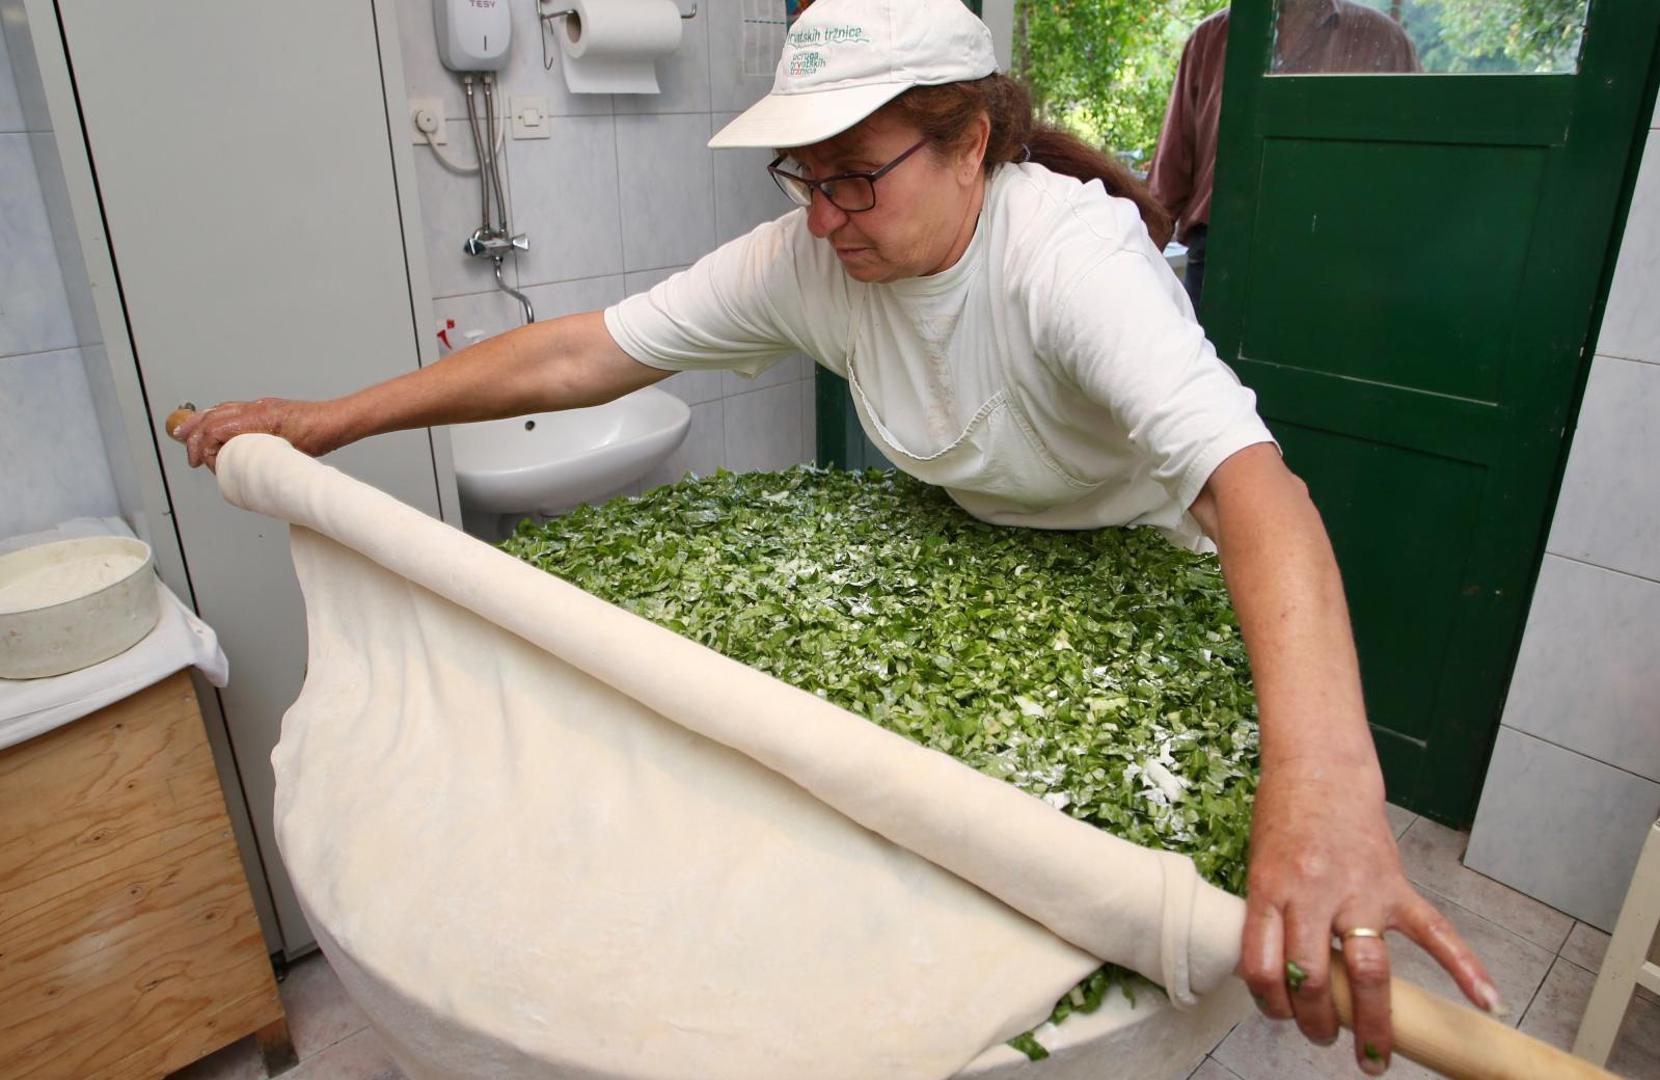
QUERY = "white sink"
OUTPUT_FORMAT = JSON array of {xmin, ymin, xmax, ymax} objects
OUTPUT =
[{"xmin": 450, "ymin": 387, "xmax": 690, "ymax": 531}]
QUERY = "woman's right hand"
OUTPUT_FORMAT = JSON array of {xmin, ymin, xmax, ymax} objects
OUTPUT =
[{"xmin": 171, "ymin": 397, "xmax": 343, "ymax": 472}]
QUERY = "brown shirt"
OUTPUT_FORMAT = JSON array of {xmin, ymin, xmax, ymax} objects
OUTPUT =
[{"xmin": 1148, "ymin": 0, "xmax": 1420, "ymax": 243}]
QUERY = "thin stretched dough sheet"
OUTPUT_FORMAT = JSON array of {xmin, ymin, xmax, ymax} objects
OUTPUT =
[{"xmin": 217, "ymin": 435, "xmax": 1247, "ymax": 1079}]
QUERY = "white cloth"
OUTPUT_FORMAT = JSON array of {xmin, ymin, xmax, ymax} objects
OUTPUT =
[
  {"xmin": 0, "ymin": 517, "xmax": 229, "ymax": 751},
  {"xmin": 605, "ymin": 163, "xmax": 1275, "ymax": 550},
  {"xmin": 215, "ymin": 434, "xmax": 1247, "ymax": 1079}
]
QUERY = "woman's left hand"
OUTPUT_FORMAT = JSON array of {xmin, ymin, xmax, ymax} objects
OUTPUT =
[{"xmin": 1238, "ymin": 764, "xmax": 1501, "ymax": 1075}]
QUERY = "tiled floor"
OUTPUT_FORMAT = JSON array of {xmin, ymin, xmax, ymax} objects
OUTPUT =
[{"xmin": 168, "ymin": 806, "xmax": 1660, "ymax": 1080}]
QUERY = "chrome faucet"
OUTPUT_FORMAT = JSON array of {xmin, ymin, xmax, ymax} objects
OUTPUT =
[{"xmin": 465, "ymin": 229, "xmax": 535, "ymax": 326}]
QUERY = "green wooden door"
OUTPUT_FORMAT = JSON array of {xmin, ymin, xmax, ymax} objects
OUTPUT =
[{"xmin": 1204, "ymin": 1, "xmax": 1660, "ymax": 825}]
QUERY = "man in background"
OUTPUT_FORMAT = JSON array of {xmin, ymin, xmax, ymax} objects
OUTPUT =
[{"xmin": 1149, "ymin": 0, "xmax": 1419, "ymax": 311}]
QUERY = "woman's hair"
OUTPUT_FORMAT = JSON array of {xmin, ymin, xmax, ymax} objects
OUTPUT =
[{"xmin": 882, "ymin": 75, "xmax": 1174, "ymax": 250}]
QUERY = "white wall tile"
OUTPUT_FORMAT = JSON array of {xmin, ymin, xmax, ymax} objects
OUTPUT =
[
  {"xmin": 1546, "ymin": 355, "xmax": 1660, "ymax": 581},
  {"xmin": 615, "ymin": 112, "xmax": 715, "ymax": 272},
  {"xmin": 614, "ymin": 2, "xmax": 711, "ymax": 115},
  {"xmin": 0, "ymin": 348, "xmax": 119, "ymax": 538},
  {"xmin": 1499, "ymin": 554, "xmax": 1660, "ymax": 780},
  {"xmin": 721, "ymin": 351, "xmax": 808, "ymax": 395},
  {"xmin": 432, "ymin": 288, "xmax": 533, "ymax": 354},
  {"xmin": 433, "ymin": 276, "xmax": 622, "ymax": 358},
  {"xmin": 640, "ymin": 397, "xmax": 724, "ymax": 489},
  {"xmin": 412, "ymin": 118, "xmax": 523, "ymax": 298},
  {"xmin": 521, "ymin": 272, "xmax": 626, "ymax": 320},
  {"xmin": 621, "ymin": 264, "xmax": 685, "ymax": 296},
  {"xmin": 443, "ymin": 275, "xmax": 620, "ymax": 343},
  {"xmin": 712, "ymin": 111, "xmax": 791, "ymax": 244},
  {"xmin": 1598, "ymin": 138, "xmax": 1660, "ymax": 365},
  {"xmin": 655, "ymin": 366, "xmax": 725, "ymax": 405},
  {"xmin": 507, "ymin": 114, "xmax": 625, "ymax": 287},
  {"xmin": 0, "ymin": 132, "xmax": 74, "ymax": 357},
  {"xmin": 723, "ymin": 379, "xmax": 808, "ymax": 473},
  {"xmin": 0, "ymin": 12, "xmax": 23, "ymax": 133},
  {"xmin": 393, "ymin": 0, "xmax": 612, "ymax": 122},
  {"xmin": 707, "ymin": 0, "xmax": 778, "ymax": 113},
  {"xmin": 1466, "ymin": 727, "xmax": 1660, "ymax": 931},
  {"xmin": 503, "ymin": 0, "xmax": 616, "ymax": 118}
]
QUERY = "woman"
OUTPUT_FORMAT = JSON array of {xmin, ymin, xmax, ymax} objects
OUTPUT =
[{"xmin": 179, "ymin": 0, "xmax": 1497, "ymax": 1072}]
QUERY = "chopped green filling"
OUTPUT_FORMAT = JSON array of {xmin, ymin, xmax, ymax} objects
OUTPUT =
[
  {"xmin": 501, "ymin": 467, "xmax": 1259, "ymax": 1058},
  {"xmin": 1006, "ymin": 1032, "xmax": 1051, "ymax": 1062}
]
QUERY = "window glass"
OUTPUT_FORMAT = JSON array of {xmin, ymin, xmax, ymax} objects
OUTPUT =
[{"xmin": 1269, "ymin": 0, "xmax": 1588, "ymax": 76}]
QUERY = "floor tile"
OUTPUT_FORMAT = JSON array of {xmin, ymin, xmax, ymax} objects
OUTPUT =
[
  {"xmin": 1397, "ymin": 818, "xmax": 1574, "ymax": 953},
  {"xmin": 1518, "ymin": 956, "xmax": 1660, "ymax": 1079},
  {"xmin": 165, "ymin": 1035, "xmax": 264, "ymax": 1080},
  {"xmin": 1393, "ymin": 887, "xmax": 1554, "ymax": 1023},
  {"xmin": 1562, "ymin": 921, "xmax": 1610, "ymax": 973},
  {"xmin": 285, "ymin": 1026, "xmax": 406, "ymax": 1080},
  {"xmin": 279, "ymin": 951, "xmax": 371, "ymax": 1059},
  {"xmin": 1385, "ymin": 802, "xmax": 1416, "ymax": 840},
  {"xmin": 1559, "ymin": 921, "xmax": 1660, "ymax": 1005},
  {"xmin": 1213, "ymin": 1010, "xmax": 1440, "ymax": 1080},
  {"xmin": 1189, "ymin": 1055, "xmax": 1245, "ymax": 1080}
]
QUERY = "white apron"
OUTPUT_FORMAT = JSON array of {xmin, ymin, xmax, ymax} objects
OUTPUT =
[{"xmin": 843, "ymin": 287, "xmax": 1103, "ymax": 517}]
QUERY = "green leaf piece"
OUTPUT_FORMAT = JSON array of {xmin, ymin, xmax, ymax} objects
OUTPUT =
[{"xmin": 1006, "ymin": 1032, "xmax": 1050, "ymax": 1062}]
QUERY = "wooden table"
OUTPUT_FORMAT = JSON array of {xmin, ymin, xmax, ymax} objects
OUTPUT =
[{"xmin": 0, "ymin": 670, "xmax": 292, "ymax": 1078}]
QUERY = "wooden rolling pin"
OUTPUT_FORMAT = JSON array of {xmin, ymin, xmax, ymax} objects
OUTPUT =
[
  {"xmin": 165, "ymin": 406, "xmax": 198, "ymax": 440},
  {"xmin": 1328, "ymin": 954, "xmax": 1614, "ymax": 1079},
  {"xmin": 160, "ymin": 402, "xmax": 1611, "ymax": 1079}
]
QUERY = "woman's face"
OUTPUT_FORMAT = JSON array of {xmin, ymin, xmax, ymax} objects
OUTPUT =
[{"xmin": 783, "ymin": 109, "xmax": 989, "ymax": 284}]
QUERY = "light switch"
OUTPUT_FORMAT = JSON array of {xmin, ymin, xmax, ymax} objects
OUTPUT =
[{"xmin": 510, "ymin": 96, "xmax": 552, "ymax": 140}]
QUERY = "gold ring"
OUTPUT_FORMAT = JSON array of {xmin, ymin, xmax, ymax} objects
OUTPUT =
[{"xmin": 1341, "ymin": 927, "xmax": 1384, "ymax": 941}]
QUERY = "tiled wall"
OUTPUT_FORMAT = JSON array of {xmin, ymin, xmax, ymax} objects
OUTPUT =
[
  {"xmin": 0, "ymin": 10, "xmax": 119, "ymax": 540},
  {"xmin": 397, "ymin": 0, "xmax": 815, "ymax": 508},
  {"xmin": 1464, "ymin": 103, "xmax": 1660, "ymax": 930}
]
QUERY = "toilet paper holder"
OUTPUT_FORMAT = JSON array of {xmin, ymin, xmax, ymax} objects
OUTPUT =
[
  {"xmin": 539, "ymin": 2, "xmax": 697, "ymax": 72},
  {"xmin": 540, "ymin": 2, "xmax": 696, "ymax": 18}
]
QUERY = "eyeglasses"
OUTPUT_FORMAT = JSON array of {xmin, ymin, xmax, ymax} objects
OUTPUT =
[{"xmin": 767, "ymin": 138, "xmax": 929, "ymax": 213}]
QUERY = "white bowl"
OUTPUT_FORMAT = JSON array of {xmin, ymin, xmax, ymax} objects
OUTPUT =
[
  {"xmin": 0, "ymin": 536, "xmax": 159, "ymax": 679},
  {"xmin": 450, "ymin": 387, "xmax": 691, "ymax": 516}
]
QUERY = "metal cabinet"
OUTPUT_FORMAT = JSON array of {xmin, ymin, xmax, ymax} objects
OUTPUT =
[{"xmin": 26, "ymin": 0, "xmax": 456, "ymax": 956}]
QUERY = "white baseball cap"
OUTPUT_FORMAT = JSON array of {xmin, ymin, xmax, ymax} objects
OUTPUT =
[{"xmin": 708, "ymin": 0, "xmax": 998, "ymax": 151}]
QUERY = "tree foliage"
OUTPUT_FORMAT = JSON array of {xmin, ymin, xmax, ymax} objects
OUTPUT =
[
  {"xmin": 1390, "ymin": 0, "xmax": 1586, "ymax": 74},
  {"xmin": 1013, "ymin": 0, "xmax": 1227, "ymax": 163}
]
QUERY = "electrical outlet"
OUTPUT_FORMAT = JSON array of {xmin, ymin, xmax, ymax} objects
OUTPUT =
[
  {"xmin": 410, "ymin": 98, "xmax": 446, "ymax": 145},
  {"xmin": 510, "ymin": 96, "xmax": 552, "ymax": 140}
]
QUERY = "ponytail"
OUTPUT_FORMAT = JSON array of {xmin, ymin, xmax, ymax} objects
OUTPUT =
[{"xmin": 883, "ymin": 75, "xmax": 1174, "ymax": 250}]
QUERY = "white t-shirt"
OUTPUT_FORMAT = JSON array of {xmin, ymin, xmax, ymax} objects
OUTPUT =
[{"xmin": 604, "ymin": 162, "xmax": 1273, "ymax": 550}]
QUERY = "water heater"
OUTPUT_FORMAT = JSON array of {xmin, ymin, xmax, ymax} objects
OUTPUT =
[{"xmin": 434, "ymin": 0, "xmax": 512, "ymax": 73}]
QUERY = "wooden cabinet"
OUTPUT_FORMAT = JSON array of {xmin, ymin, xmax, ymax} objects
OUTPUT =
[{"xmin": 0, "ymin": 672, "xmax": 293, "ymax": 1079}]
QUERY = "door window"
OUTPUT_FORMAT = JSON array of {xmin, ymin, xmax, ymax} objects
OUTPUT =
[{"xmin": 1269, "ymin": 0, "xmax": 1588, "ymax": 75}]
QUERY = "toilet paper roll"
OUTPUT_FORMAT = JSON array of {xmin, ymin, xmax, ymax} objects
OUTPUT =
[{"xmin": 558, "ymin": 0, "xmax": 684, "ymax": 95}]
